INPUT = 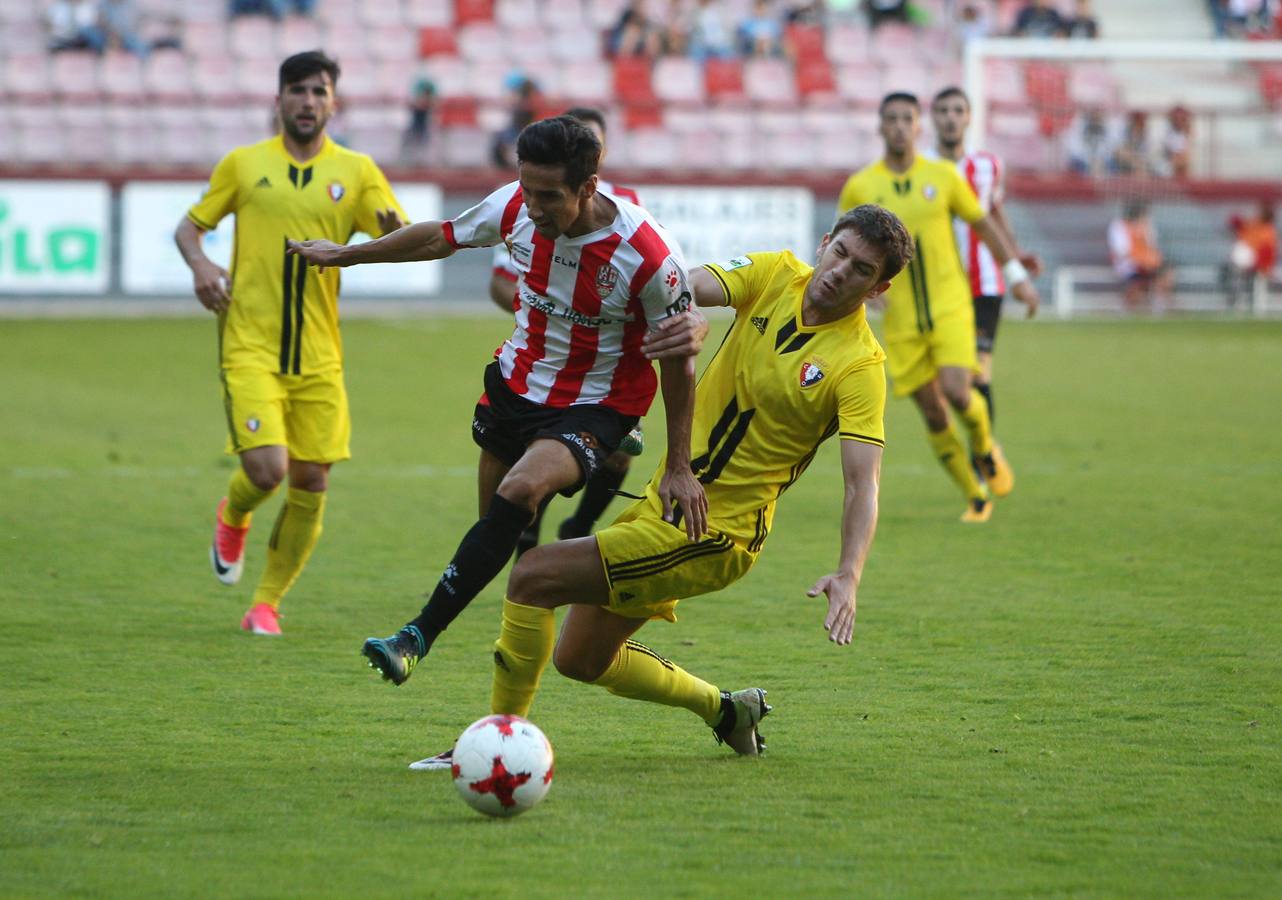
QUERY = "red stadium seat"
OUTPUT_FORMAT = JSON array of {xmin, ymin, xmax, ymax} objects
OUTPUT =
[
  {"xmin": 438, "ymin": 96, "xmax": 480, "ymax": 127},
  {"xmin": 796, "ymin": 59, "xmax": 836, "ymax": 99},
  {"xmin": 623, "ymin": 103, "xmax": 663, "ymax": 130},
  {"xmin": 1258, "ymin": 63, "xmax": 1282, "ymax": 107},
  {"xmin": 1025, "ymin": 62, "xmax": 1068, "ymax": 108},
  {"xmin": 704, "ymin": 58, "xmax": 744, "ymax": 101},
  {"xmin": 455, "ymin": 0, "xmax": 495, "ymax": 25},
  {"xmin": 786, "ymin": 24, "xmax": 826, "ymax": 63},
  {"xmin": 613, "ymin": 57, "xmax": 656, "ymax": 105},
  {"xmin": 419, "ymin": 26, "xmax": 459, "ymax": 57}
]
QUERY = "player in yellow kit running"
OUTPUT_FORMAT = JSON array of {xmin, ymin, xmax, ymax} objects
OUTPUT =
[
  {"xmin": 174, "ymin": 51, "xmax": 408, "ymax": 635},
  {"xmin": 837, "ymin": 92, "xmax": 1040, "ymax": 522},
  {"xmin": 407, "ymin": 204, "xmax": 913, "ymax": 769}
]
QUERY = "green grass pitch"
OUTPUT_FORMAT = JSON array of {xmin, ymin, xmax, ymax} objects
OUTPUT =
[{"xmin": 2, "ymin": 314, "xmax": 1279, "ymax": 897}]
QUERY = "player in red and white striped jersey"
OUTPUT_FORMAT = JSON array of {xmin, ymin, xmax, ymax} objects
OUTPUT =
[
  {"xmin": 488, "ymin": 108, "xmax": 647, "ymax": 556},
  {"xmin": 930, "ymin": 87, "xmax": 1041, "ymax": 426},
  {"xmin": 288, "ymin": 116, "xmax": 709, "ymax": 686}
]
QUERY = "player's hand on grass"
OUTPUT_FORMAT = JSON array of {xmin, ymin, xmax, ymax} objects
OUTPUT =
[
  {"xmin": 192, "ymin": 259, "xmax": 232, "ymax": 314},
  {"xmin": 1020, "ymin": 252, "xmax": 1043, "ymax": 278},
  {"xmin": 643, "ymin": 309, "xmax": 710, "ymax": 360},
  {"xmin": 376, "ymin": 208, "xmax": 405, "ymax": 235},
  {"xmin": 659, "ymin": 465, "xmax": 707, "ymax": 541},
  {"xmin": 808, "ymin": 573, "xmax": 856, "ymax": 645},
  {"xmin": 287, "ymin": 238, "xmax": 346, "ymax": 273},
  {"xmin": 1012, "ymin": 280, "xmax": 1040, "ymax": 319}
]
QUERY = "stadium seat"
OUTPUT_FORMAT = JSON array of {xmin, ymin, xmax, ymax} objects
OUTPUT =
[
  {"xmin": 2, "ymin": 55, "xmax": 52, "ymax": 103},
  {"xmin": 1068, "ymin": 67, "xmax": 1119, "ymax": 107},
  {"xmin": 458, "ymin": 23, "xmax": 504, "ymax": 61},
  {"xmin": 675, "ymin": 129, "xmax": 726, "ymax": 170},
  {"xmin": 0, "ymin": 21, "xmax": 44, "ymax": 59},
  {"xmin": 663, "ymin": 105, "xmax": 708, "ymax": 133},
  {"xmin": 375, "ymin": 61, "xmax": 417, "ymax": 103},
  {"xmin": 706, "ymin": 105, "xmax": 755, "ymax": 139},
  {"xmin": 705, "ymin": 59, "xmax": 745, "ymax": 102},
  {"xmin": 796, "ymin": 59, "xmax": 836, "ymax": 101},
  {"xmin": 143, "ymin": 50, "xmax": 195, "ymax": 103},
  {"xmin": 869, "ymin": 24, "xmax": 916, "ymax": 64},
  {"xmin": 229, "ymin": 16, "xmax": 278, "ymax": 61},
  {"xmin": 613, "ymin": 57, "xmax": 656, "ymax": 105},
  {"xmin": 100, "ymin": 52, "xmax": 146, "ymax": 104},
  {"xmin": 881, "ymin": 66, "xmax": 930, "ymax": 101},
  {"xmin": 477, "ymin": 103, "xmax": 509, "ymax": 132},
  {"xmin": 835, "ymin": 64, "xmax": 882, "ymax": 107},
  {"xmin": 560, "ymin": 60, "xmax": 611, "ymax": 104},
  {"xmin": 816, "ymin": 131, "xmax": 864, "ymax": 170},
  {"xmin": 51, "ymin": 53, "xmax": 101, "ymax": 103},
  {"xmin": 466, "ymin": 61, "xmax": 513, "ymax": 101},
  {"xmin": 182, "ymin": 20, "xmax": 229, "ymax": 58},
  {"xmin": 441, "ymin": 126, "xmax": 491, "ymax": 166},
  {"xmin": 318, "ymin": 0, "xmax": 361, "ymax": 25},
  {"xmin": 626, "ymin": 129, "xmax": 677, "ymax": 169},
  {"xmin": 455, "ymin": 0, "xmax": 495, "ymax": 26},
  {"xmin": 16, "ymin": 123, "xmax": 68, "ymax": 167},
  {"xmin": 1025, "ymin": 62, "xmax": 1069, "ymax": 109},
  {"xmin": 368, "ymin": 25, "xmax": 418, "ymax": 62},
  {"xmin": 623, "ymin": 103, "xmax": 663, "ymax": 130},
  {"xmin": 279, "ymin": 16, "xmax": 323, "ymax": 55},
  {"xmin": 544, "ymin": 0, "xmax": 585, "ymax": 30},
  {"xmin": 236, "ymin": 57, "xmax": 283, "ymax": 104},
  {"xmin": 653, "ymin": 57, "xmax": 705, "ymax": 105},
  {"xmin": 404, "ymin": 0, "xmax": 454, "ymax": 27},
  {"xmin": 755, "ymin": 109, "xmax": 802, "ymax": 137},
  {"xmin": 423, "ymin": 56, "xmax": 470, "ymax": 96},
  {"xmin": 785, "ymin": 24, "xmax": 826, "ymax": 63},
  {"xmin": 437, "ymin": 96, "xmax": 480, "ymax": 127},
  {"xmin": 358, "ymin": 0, "xmax": 405, "ymax": 27},
  {"xmin": 1259, "ymin": 63, "xmax": 1282, "ymax": 107},
  {"xmin": 418, "ymin": 26, "xmax": 459, "ymax": 58},
  {"xmin": 823, "ymin": 22, "xmax": 868, "ymax": 63},
  {"xmin": 587, "ymin": 0, "xmax": 628, "ymax": 30},
  {"xmin": 507, "ymin": 26, "xmax": 552, "ymax": 66},
  {"xmin": 984, "ymin": 59, "xmax": 1025, "ymax": 107},
  {"xmin": 515, "ymin": 57, "xmax": 565, "ymax": 96},
  {"xmin": 324, "ymin": 23, "xmax": 370, "ymax": 63},
  {"xmin": 989, "ymin": 110, "xmax": 1039, "ymax": 138},
  {"xmin": 335, "ymin": 59, "xmax": 381, "ymax": 103},
  {"xmin": 762, "ymin": 132, "xmax": 815, "ymax": 170},
  {"xmin": 547, "ymin": 24, "xmax": 606, "ymax": 62},
  {"xmin": 495, "ymin": 0, "xmax": 538, "ymax": 29}
]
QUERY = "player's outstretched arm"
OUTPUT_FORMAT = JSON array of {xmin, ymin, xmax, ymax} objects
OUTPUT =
[
  {"xmin": 973, "ymin": 216, "xmax": 1040, "ymax": 319},
  {"xmin": 287, "ymin": 220, "xmax": 457, "ymax": 271},
  {"xmin": 656, "ymin": 354, "xmax": 707, "ymax": 541},
  {"xmin": 807, "ymin": 440, "xmax": 881, "ymax": 646},
  {"xmin": 989, "ymin": 202, "xmax": 1042, "ymax": 277},
  {"xmin": 689, "ymin": 267, "xmax": 731, "ymax": 307},
  {"xmin": 174, "ymin": 217, "xmax": 231, "ymax": 314}
]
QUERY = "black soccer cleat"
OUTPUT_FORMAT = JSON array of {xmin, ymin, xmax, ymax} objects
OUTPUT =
[{"xmin": 361, "ymin": 625, "xmax": 426, "ymax": 686}]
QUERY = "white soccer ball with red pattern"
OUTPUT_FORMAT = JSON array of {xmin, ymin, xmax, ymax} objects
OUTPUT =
[{"xmin": 451, "ymin": 714, "xmax": 554, "ymax": 818}]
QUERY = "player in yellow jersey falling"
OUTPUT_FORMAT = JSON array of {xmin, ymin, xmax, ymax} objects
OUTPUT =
[
  {"xmin": 408, "ymin": 205, "xmax": 912, "ymax": 769},
  {"xmin": 837, "ymin": 92, "xmax": 1041, "ymax": 522},
  {"xmin": 174, "ymin": 51, "xmax": 408, "ymax": 635}
]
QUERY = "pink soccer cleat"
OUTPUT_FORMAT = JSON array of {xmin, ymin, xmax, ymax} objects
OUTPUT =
[
  {"xmin": 211, "ymin": 498, "xmax": 249, "ymax": 586},
  {"xmin": 240, "ymin": 603, "xmax": 282, "ymax": 636}
]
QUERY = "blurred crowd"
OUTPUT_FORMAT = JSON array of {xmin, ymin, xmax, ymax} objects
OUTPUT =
[
  {"xmin": 1207, "ymin": 0, "xmax": 1282, "ymax": 38},
  {"xmin": 607, "ymin": 0, "xmax": 825, "ymax": 60},
  {"xmin": 46, "ymin": 0, "xmax": 180, "ymax": 56},
  {"xmin": 1065, "ymin": 105, "xmax": 1193, "ymax": 179}
]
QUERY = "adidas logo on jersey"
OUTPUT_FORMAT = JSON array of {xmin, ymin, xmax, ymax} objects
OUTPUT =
[
  {"xmin": 751, "ymin": 316, "xmax": 768, "ymax": 334},
  {"xmin": 255, "ymin": 176, "xmax": 272, "ymax": 188}
]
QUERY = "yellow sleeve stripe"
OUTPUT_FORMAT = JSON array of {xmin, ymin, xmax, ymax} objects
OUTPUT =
[
  {"xmin": 701, "ymin": 263, "xmax": 733, "ymax": 305},
  {"xmin": 840, "ymin": 432, "xmax": 885, "ymax": 447},
  {"xmin": 187, "ymin": 211, "xmax": 216, "ymax": 231}
]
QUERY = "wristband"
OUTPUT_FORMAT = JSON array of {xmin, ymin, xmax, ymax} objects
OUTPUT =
[{"xmin": 1002, "ymin": 258, "xmax": 1030, "ymax": 285}]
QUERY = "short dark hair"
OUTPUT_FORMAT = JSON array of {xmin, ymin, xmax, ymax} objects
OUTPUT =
[
  {"xmin": 563, "ymin": 106, "xmax": 607, "ymax": 136},
  {"xmin": 516, "ymin": 115, "xmax": 602, "ymax": 189},
  {"xmin": 832, "ymin": 204, "xmax": 915, "ymax": 281},
  {"xmin": 932, "ymin": 86, "xmax": 969, "ymax": 109},
  {"xmin": 879, "ymin": 91, "xmax": 919, "ymax": 115},
  {"xmin": 279, "ymin": 51, "xmax": 340, "ymax": 90}
]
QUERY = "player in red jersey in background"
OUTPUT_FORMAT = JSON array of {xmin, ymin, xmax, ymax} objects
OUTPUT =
[
  {"xmin": 930, "ymin": 86, "xmax": 1041, "ymax": 428},
  {"xmin": 288, "ymin": 116, "xmax": 710, "ymax": 687},
  {"xmin": 486, "ymin": 107, "xmax": 647, "ymax": 557}
]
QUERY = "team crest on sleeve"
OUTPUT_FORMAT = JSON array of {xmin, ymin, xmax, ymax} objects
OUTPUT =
[
  {"xmin": 799, "ymin": 361, "xmax": 825, "ymax": 389},
  {"xmin": 722, "ymin": 256, "xmax": 753, "ymax": 270},
  {"xmin": 327, "ymin": 182, "xmax": 345, "ymax": 202},
  {"xmin": 595, "ymin": 264, "xmax": 620, "ymax": 299}
]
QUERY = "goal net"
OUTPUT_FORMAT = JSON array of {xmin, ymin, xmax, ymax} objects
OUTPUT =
[{"xmin": 964, "ymin": 39, "xmax": 1282, "ymax": 316}]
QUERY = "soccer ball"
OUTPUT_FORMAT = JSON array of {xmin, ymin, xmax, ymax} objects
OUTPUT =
[{"xmin": 451, "ymin": 714, "xmax": 554, "ymax": 818}]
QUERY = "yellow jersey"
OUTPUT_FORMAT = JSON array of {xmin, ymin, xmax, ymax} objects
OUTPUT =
[
  {"xmin": 644, "ymin": 250, "xmax": 887, "ymax": 549},
  {"xmin": 188, "ymin": 134, "xmax": 406, "ymax": 374},
  {"xmin": 836, "ymin": 156, "xmax": 984, "ymax": 341}
]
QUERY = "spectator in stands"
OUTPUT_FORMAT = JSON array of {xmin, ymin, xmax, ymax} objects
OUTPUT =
[
  {"xmin": 1109, "ymin": 199, "xmax": 1174, "ymax": 312},
  {"xmin": 785, "ymin": 0, "xmax": 825, "ymax": 25},
  {"xmin": 47, "ymin": 0, "xmax": 107, "ymax": 53},
  {"xmin": 401, "ymin": 76, "xmax": 436, "ymax": 165},
  {"xmin": 660, "ymin": 0, "xmax": 694, "ymax": 56},
  {"xmin": 1011, "ymin": 0, "xmax": 1065, "ymax": 37},
  {"xmin": 739, "ymin": 0, "xmax": 784, "ymax": 56},
  {"xmin": 609, "ymin": 1, "xmax": 663, "ymax": 57},
  {"xmin": 100, "ymin": 0, "xmax": 150, "ymax": 56},
  {"xmin": 864, "ymin": 0, "xmax": 911, "ymax": 29},
  {"xmin": 690, "ymin": 0, "xmax": 736, "ymax": 61},
  {"xmin": 491, "ymin": 78, "xmax": 540, "ymax": 168},
  {"xmin": 1159, "ymin": 104, "xmax": 1193, "ymax": 178},
  {"xmin": 1111, "ymin": 110, "xmax": 1154, "ymax": 176},
  {"xmin": 1062, "ymin": 0, "xmax": 1099, "ymax": 38},
  {"xmin": 1224, "ymin": 201, "xmax": 1277, "ymax": 306},
  {"xmin": 953, "ymin": 1, "xmax": 994, "ymax": 46},
  {"xmin": 1065, "ymin": 107, "xmax": 1113, "ymax": 176},
  {"xmin": 229, "ymin": 0, "xmax": 316, "ymax": 19}
]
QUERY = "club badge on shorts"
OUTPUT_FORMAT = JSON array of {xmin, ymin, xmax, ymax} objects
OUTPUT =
[{"xmin": 246, "ymin": 417, "xmax": 261, "ymax": 433}]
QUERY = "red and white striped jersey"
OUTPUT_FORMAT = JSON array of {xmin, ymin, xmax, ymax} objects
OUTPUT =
[
  {"xmin": 447, "ymin": 181, "xmax": 689, "ymax": 417},
  {"xmin": 490, "ymin": 179, "xmax": 642, "ymax": 283},
  {"xmin": 953, "ymin": 150, "xmax": 1004, "ymax": 297}
]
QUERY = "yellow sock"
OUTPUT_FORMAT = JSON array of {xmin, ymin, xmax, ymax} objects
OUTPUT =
[
  {"xmin": 592, "ymin": 640, "xmax": 722, "ymax": 725},
  {"xmin": 927, "ymin": 425, "xmax": 987, "ymax": 503},
  {"xmin": 491, "ymin": 599, "xmax": 555, "ymax": 717},
  {"xmin": 956, "ymin": 388, "xmax": 994, "ymax": 459},
  {"xmin": 224, "ymin": 467, "xmax": 277, "ymax": 528},
  {"xmin": 251, "ymin": 488, "xmax": 325, "ymax": 610}
]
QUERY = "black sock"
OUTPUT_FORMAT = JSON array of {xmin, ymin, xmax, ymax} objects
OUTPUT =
[
  {"xmin": 515, "ymin": 495, "xmax": 551, "ymax": 559},
  {"xmin": 409, "ymin": 494, "xmax": 533, "ymax": 648},
  {"xmin": 976, "ymin": 381, "xmax": 994, "ymax": 427},
  {"xmin": 560, "ymin": 465, "xmax": 627, "ymax": 539}
]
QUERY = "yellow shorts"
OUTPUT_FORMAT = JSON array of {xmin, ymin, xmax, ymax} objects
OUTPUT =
[
  {"xmin": 219, "ymin": 367, "xmax": 351, "ymax": 463},
  {"xmin": 595, "ymin": 498, "xmax": 759, "ymax": 623},
  {"xmin": 885, "ymin": 306, "xmax": 978, "ymax": 398}
]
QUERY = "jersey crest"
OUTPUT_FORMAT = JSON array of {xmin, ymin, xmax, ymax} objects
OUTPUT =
[
  {"xmin": 922, "ymin": 183, "xmax": 938, "ymax": 201},
  {"xmin": 799, "ymin": 361, "xmax": 825, "ymax": 388},
  {"xmin": 327, "ymin": 181, "xmax": 345, "ymax": 202},
  {"xmin": 595, "ymin": 264, "xmax": 620, "ymax": 299}
]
